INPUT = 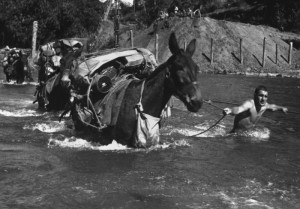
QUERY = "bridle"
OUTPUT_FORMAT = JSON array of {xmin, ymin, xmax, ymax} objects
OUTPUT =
[{"xmin": 164, "ymin": 66, "xmax": 199, "ymax": 97}]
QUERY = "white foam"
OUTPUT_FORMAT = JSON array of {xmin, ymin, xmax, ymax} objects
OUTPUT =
[
  {"xmin": 217, "ymin": 192, "xmax": 238, "ymax": 208},
  {"xmin": 166, "ymin": 125, "xmax": 227, "ymax": 138},
  {"xmin": 0, "ymin": 80, "xmax": 38, "ymax": 85},
  {"xmin": 0, "ymin": 99, "xmax": 34, "ymax": 105},
  {"xmin": 48, "ymin": 136, "xmax": 190, "ymax": 151},
  {"xmin": 148, "ymin": 139, "xmax": 190, "ymax": 150},
  {"xmin": 244, "ymin": 199, "xmax": 273, "ymax": 208},
  {"xmin": 48, "ymin": 137, "xmax": 129, "ymax": 151},
  {"xmin": 232, "ymin": 127, "xmax": 271, "ymax": 142},
  {"xmin": 0, "ymin": 109, "xmax": 45, "ymax": 117},
  {"xmin": 23, "ymin": 121, "xmax": 67, "ymax": 133},
  {"xmin": 216, "ymin": 191, "xmax": 274, "ymax": 209}
]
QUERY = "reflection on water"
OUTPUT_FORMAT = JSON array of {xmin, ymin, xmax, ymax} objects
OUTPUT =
[{"xmin": 0, "ymin": 74, "xmax": 300, "ymax": 209}]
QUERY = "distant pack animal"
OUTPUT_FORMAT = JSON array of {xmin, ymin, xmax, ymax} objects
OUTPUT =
[
  {"xmin": 59, "ymin": 32, "xmax": 203, "ymax": 148},
  {"xmin": 34, "ymin": 48, "xmax": 71, "ymax": 111},
  {"xmin": 3, "ymin": 49, "xmax": 25, "ymax": 83},
  {"xmin": 34, "ymin": 40, "xmax": 83, "ymax": 110}
]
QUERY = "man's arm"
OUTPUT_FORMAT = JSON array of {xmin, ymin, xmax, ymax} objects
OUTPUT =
[
  {"xmin": 266, "ymin": 103, "xmax": 288, "ymax": 113},
  {"xmin": 223, "ymin": 100, "xmax": 253, "ymax": 116}
]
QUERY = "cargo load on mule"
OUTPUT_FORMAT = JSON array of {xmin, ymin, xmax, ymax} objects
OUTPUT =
[{"xmin": 59, "ymin": 47, "xmax": 158, "ymax": 133}]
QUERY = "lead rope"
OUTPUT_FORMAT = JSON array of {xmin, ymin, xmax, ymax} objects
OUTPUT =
[
  {"xmin": 190, "ymin": 100, "xmax": 226, "ymax": 137},
  {"xmin": 190, "ymin": 114, "xmax": 226, "ymax": 136}
]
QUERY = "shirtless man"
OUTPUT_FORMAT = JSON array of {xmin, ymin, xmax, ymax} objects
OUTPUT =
[{"xmin": 223, "ymin": 85, "xmax": 288, "ymax": 133}]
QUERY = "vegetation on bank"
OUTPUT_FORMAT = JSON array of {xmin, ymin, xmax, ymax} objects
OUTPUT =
[{"xmin": 0, "ymin": 0, "xmax": 299, "ymax": 49}]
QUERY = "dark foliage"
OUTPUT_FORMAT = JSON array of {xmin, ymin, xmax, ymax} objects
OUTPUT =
[
  {"xmin": 0, "ymin": 0, "xmax": 103, "ymax": 48},
  {"xmin": 0, "ymin": 0, "xmax": 299, "ymax": 49}
]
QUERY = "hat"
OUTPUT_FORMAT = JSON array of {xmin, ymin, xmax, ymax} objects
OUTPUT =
[{"xmin": 53, "ymin": 41, "xmax": 61, "ymax": 49}]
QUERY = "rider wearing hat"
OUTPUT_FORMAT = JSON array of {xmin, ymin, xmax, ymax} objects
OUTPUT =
[{"xmin": 52, "ymin": 40, "xmax": 63, "ymax": 71}]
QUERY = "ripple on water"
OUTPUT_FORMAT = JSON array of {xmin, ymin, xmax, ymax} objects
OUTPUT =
[{"xmin": 213, "ymin": 178, "xmax": 298, "ymax": 209}]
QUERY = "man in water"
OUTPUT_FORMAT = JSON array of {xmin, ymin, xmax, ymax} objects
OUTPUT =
[{"xmin": 223, "ymin": 85, "xmax": 288, "ymax": 133}]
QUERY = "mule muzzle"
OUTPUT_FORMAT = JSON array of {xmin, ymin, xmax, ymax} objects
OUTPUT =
[
  {"xmin": 61, "ymin": 74, "xmax": 71, "ymax": 88},
  {"xmin": 181, "ymin": 82, "xmax": 203, "ymax": 112},
  {"xmin": 185, "ymin": 94, "xmax": 203, "ymax": 112}
]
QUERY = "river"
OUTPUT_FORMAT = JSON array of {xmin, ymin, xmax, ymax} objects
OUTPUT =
[{"xmin": 0, "ymin": 72, "xmax": 299, "ymax": 209}]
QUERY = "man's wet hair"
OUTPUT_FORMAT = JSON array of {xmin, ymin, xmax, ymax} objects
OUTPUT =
[{"xmin": 254, "ymin": 85, "xmax": 268, "ymax": 94}]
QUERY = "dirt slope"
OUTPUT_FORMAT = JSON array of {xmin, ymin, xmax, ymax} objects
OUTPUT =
[{"xmin": 119, "ymin": 16, "xmax": 300, "ymax": 77}]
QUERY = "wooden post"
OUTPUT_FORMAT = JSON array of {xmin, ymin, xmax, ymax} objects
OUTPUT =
[
  {"xmin": 114, "ymin": 0, "xmax": 120, "ymax": 48},
  {"xmin": 31, "ymin": 21, "xmax": 38, "ymax": 58},
  {"xmin": 240, "ymin": 38, "xmax": 243, "ymax": 64},
  {"xmin": 275, "ymin": 44, "xmax": 278, "ymax": 64},
  {"xmin": 210, "ymin": 38, "xmax": 213, "ymax": 64},
  {"xmin": 155, "ymin": 33, "xmax": 158, "ymax": 62},
  {"xmin": 130, "ymin": 30, "xmax": 134, "ymax": 48},
  {"xmin": 288, "ymin": 42, "xmax": 293, "ymax": 65},
  {"xmin": 262, "ymin": 37, "xmax": 266, "ymax": 67}
]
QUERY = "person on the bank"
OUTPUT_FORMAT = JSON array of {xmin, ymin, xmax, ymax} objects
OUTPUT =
[{"xmin": 223, "ymin": 85, "xmax": 288, "ymax": 133}]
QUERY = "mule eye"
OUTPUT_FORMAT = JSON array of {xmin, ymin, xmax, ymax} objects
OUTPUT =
[{"xmin": 176, "ymin": 70, "xmax": 189, "ymax": 83}]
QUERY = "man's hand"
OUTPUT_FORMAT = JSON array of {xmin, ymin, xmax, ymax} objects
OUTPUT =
[
  {"xmin": 282, "ymin": 107, "xmax": 288, "ymax": 114},
  {"xmin": 223, "ymin": 107, "xmax": 231, "ymax": 116}
]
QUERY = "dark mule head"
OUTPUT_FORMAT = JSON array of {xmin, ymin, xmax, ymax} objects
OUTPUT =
[
  {"xmin": 167, "ymin": 33, "xmax": 202, "ymax": 112},
  {"xmin": 60, "ymin": 49, "xmax": 82, "ymax": 88}
]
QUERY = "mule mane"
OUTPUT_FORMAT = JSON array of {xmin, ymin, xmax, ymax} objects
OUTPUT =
[{"xmin": 145, "ymin": 61, "xmax": 169, "ymax": 81}]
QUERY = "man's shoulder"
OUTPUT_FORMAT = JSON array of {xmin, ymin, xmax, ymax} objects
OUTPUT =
[{"xmin": 242, "ymin": 99, "xmax": 254, "ymax": 106}]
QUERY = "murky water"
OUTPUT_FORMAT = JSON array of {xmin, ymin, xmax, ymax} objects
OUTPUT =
[{"xmin": 0, "ymin": 72, "xmax": 300, "ymax": 209}]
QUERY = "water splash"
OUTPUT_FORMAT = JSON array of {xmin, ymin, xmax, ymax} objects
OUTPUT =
[
  {"xmin": 23, "ymin": 121, "xmax": 67, "ymax": 133},
  {"xmin": 0, "ymin": 80, "xmax": 38, "ymax": 85},
  {"xmin": 162, "ymin": 122, "xmax": 227, "ymax": 137},
  {"xmin": 231, "ymin": 127, "xmax": 270, "ymax": 142},
  {"xmin": 0, "ymin": 108, "xmax": 45, "ymax": 117},
  {"xmin": 48, "ymin": 136, "xmax": 190, "ymax": 152},
  {"xmin": 216, "ymin": 191, "xmax": 274, "ymax": 209},
  {"xmin": 48, "ymin": 137, "xmax": 129, "ymax": 151}
]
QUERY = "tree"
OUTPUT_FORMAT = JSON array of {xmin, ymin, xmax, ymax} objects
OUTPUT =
[
  {"xmin": 0, "ymin": 0, "xmax": 104, "ymax": 48},
  {"xmin": 103, "ymin": 0, "xmax": 113, "ymax": 21}
]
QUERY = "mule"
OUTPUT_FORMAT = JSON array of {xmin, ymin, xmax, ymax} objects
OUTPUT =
[
  {"xmin": 3, "ymin": 50, "xmax": 25, "ymax": 83},
  {"xmin": 34, "ymin": 49, "xmax": 81, "ymax": 111},
  {"xmin": 60, "ymin": 32, "xmax": 203, "ymax": 148}
]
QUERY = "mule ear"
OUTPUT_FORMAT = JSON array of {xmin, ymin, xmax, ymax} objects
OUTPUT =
[
  {"xmin": 169, "ymin": 32, "xmax": 180, "ymax": 55},
  {"xmin": 186, "ymin": 39, "xmax": 196, "ymax": 57}
]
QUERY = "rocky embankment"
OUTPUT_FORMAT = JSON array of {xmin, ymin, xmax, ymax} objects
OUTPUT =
[{"xmin": 119, "ymin": 16, "xmax": 300, "ymax": 78}]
